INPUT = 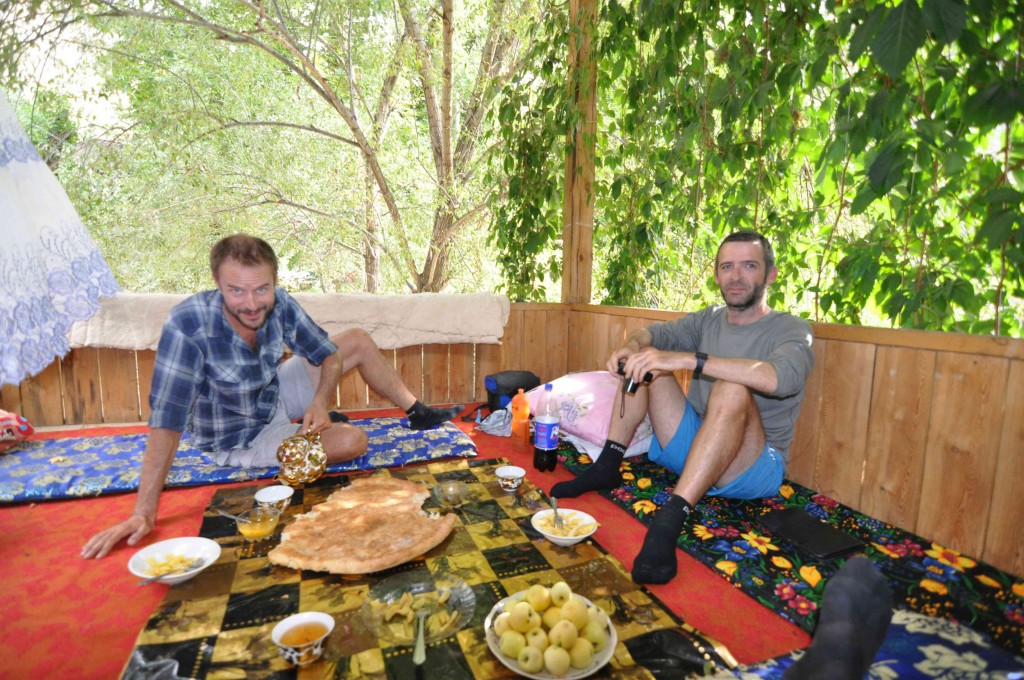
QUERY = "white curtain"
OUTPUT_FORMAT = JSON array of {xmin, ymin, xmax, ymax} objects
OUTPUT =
[{"xmin": 0, "ymin": 90, "xmax": 119, "ymax": 386}]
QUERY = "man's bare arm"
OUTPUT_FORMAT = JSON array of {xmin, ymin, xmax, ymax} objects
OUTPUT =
[
  {"xmin": 300, "ymin": 350, "xmax": 346, "ymax": 435},
  {"xmin": 606, "ymin": 328, "xmax": 654, "ymax": 374},
  {"xmin": 80, "ymin": 428, "xmax": 182, "ymax": 559},
  {"xmin": 626, "ymin": 348, "xmax": 778, "ymax": 394}
]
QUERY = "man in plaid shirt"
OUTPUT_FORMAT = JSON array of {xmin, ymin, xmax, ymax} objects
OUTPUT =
[{"xmin": 82, "ymin": 234, "xmax": 460, "ymax": 559}]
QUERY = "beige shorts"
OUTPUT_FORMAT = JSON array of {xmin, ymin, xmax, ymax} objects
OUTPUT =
[{"xmin": 208, "ymin": 356, "xmax": 315, "ymax": 468}]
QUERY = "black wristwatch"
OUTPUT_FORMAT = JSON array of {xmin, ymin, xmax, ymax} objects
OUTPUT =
[{"xmin": 693, "ymin": 351, "xmax": 708, "ymax": 379}]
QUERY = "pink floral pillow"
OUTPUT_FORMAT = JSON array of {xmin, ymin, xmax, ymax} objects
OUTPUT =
[
  {"xmin": 0, "ymin": 409, "xmax": 34, "ymax": 453},
  {"xmin": 526, "ymin": 372, "xmax": 653, "ymax": 452}
]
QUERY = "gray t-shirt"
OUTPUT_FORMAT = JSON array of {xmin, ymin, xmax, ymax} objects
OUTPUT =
[{"xmin": 647, "ymin": 306, "xmax": 815, "ymax": 462}]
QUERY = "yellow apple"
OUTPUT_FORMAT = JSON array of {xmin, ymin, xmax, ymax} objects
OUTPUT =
[
  {"xmin": 508, "ymin": 601, "xmax": 535, "ymax": 633},
  {"xmin": 559, "ymin": 597, "xmax": 589, "ymax": 630},
  {"xmin": 543, "ymin": 645, "xmax": 572, "ymax": 677},
  {"xmin": 526, "ymin": 626, "xmax": 550, "ymax": 651},
  {"xmin": 526, "ymin": 583, "xmax": 552, "ymax": 612},
  {"xmin": 568, "ymin": 637, "xmax": 595, "ymax": 669},
  {"xmin": 548, "ymin": 619, "xmax": 578, "ymax": 649},
  {"xmin": 582, "ymin": 619, "xmax": 608, "ymax": 652},
  {"xmin": 517, "ymin": 645, "xmax": 544, "ymax": 674},
  {"xmin": 587, "ymin": 605, "xmax": 609, "ymax": 628},
  {"xmin": 550, "ymin": 581, "xmax": 572, "ymax": 607},
  {"xmin": 542, "ymin": 604, "xmax": 562, "ymax": 630},
  {"xmin": 499, "ymin": 630, "xmax": 527, "ymax": 658},
  {"xmin": 493, "ymin": 611, "xmax": 512, "ymax": 637}
]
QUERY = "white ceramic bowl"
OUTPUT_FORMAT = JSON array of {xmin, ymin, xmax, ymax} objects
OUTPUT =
[
  {"xmin": 272, "ymin": 611, "xmax": 335, "ymax": 666},
  {"xmin": 495, "ymin": 465, "xmax": 526, "ymax": 491},
  {"xmin": 128, "ymin": 537, "xmax": 221, "ymax": 585},
  {"xmin": 255, "ymin": 484, "xmax": 295, "ymax": 511},
  {"xmin": 531, "ymin": 508, "xmax": 599, "ymax": 546}
]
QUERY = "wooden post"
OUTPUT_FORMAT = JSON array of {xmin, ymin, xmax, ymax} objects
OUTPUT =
[{"xmin": 561, "ymin": 0, "xmax": 597, "ymax": 304}]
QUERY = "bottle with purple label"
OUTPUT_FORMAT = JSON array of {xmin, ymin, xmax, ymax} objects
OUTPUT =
[{"xmin": 532, "ymin": 383, "xmax": 559, "ymax": 472}]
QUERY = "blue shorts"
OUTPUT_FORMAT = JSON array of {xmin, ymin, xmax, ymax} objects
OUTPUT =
[{"xmin": 647, "ymin": 401, "xmax": 784, "ymax": 499}]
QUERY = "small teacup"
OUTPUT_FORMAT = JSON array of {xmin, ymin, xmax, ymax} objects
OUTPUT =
[
  {"xmin": 255, "ymin": 484, "xmax": 295, "ymax": 511},
  {"xmin": 272, "ymin": 611, "xmax": 335, "ymax": 666},
  {"xmin": 495, "ymin": 465, "xmax": 526, "ymax": 492}
]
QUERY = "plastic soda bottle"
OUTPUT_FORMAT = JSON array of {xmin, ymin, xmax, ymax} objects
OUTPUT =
[
  {"xmin": 533, "ymin": 383, "xmax": 559, "ymax": 472},
  {"xmin": 510, "ymin": 388, "xmax": 531, "ymax": 453}
]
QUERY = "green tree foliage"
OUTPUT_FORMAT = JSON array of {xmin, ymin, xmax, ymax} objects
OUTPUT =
[
  {"xmin": 492, "ymin": 0, "xmax": 1023, "ymax": 336},
  {"xmin": 4, "ymin": 0, "xmax": 534, "ymax": 294}
]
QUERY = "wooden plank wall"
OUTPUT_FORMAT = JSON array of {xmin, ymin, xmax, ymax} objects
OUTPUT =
[
  {"xmin": 2, "ymin": 301, "xmax": 1021, "ymax": 577},
  {"xmin": 0, "ymin": 344, "xmax": 496, "ymax": 428}
]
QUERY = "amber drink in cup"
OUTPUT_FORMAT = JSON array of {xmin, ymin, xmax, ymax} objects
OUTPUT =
[
  {"xmin": 235, "ymin": 507, "xmax": 282, "ymax": 540},
  {"xmin": 272, "ymin": 612, "xmax": 335, "ymax": 666}
]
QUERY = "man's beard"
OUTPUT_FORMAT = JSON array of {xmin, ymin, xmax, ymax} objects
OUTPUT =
[
  {"xmin": 225, "ymin": 300, "xmax": 273, "ymax": 331},
  {"xmin": 721, "ymin": 278, "xmax": 767, "ymax": 312}
]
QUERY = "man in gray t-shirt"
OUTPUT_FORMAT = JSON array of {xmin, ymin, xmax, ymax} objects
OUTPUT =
[{"xmin": 551, "ymin": 231, "xmax": 815, "ymax": 585}]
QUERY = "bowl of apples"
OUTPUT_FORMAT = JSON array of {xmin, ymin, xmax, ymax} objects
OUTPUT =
[{"xmin": 484, "ymin": 580, "xmax": 616, "ymax": 679}]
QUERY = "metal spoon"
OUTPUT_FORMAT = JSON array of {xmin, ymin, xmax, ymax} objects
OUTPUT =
[
  {"xmin": 136, "ymin": 558, "xmax": 205, "ymax": 586},
  {"xmin": 412, "ymin": 609, "xmax": 428, "ymax": 665},
  {"xmin": 216, "ymin": 509, "xmax": 245, "ymax": 522}
]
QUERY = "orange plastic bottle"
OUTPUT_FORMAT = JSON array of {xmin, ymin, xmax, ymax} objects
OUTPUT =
[{"xmin": 510, "ymin": 388, "xmax": 531, "ymax": 453}]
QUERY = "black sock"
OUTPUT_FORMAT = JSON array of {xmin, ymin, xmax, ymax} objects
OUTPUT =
[
  {"xmin": 405, "ymin": 400, "xmax": 462, "ymax": 430},
  {"xmin": 782, "ymin": 557, "xmax": 892, "ymax": 680},
  {"xmin": 328, "ymin": 411, "xmax": 349, "ymax": 423},
  {"xmin": 550, "ymin": 441, "xmax": 627, "ymax": 498},
  {"xmin": 631, "ymin": 494, "xmax": 692, "ymax": 584}
]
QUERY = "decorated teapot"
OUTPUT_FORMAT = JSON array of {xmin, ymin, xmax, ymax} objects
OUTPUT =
[{"xmin": 276, "ymin": 432, "xmax": 327, "ymax": 486}]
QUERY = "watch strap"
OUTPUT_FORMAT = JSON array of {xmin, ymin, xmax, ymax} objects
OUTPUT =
[{"xmin": 693, "ymin": 351, "xmax": 708, "ymax": 379}]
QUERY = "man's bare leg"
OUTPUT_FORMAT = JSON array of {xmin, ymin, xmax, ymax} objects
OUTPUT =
[
  {"xmin": 632, "ymin": 380, "xmax": 766, "ymax": 584},
  {"xmin": 306, "ymin": 328, "xmax": 461, "ymax": 431},
  {"xmin": 319, "ymin": 424, "xmax": 369, "ymax": 463}
]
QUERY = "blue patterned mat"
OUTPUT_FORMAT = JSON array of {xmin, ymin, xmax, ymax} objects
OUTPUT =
[{"xmin": 0, "ymin": 418, "xmax": 476, "ymax": 503}]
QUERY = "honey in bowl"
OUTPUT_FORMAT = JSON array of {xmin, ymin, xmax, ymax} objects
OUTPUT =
[{"xmin": 280, "ymin": 621, "xmax": 329, "ymax": 646}]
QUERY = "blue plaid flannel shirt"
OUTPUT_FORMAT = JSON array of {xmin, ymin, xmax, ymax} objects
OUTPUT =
[{"xmin": 148, "ymin": 288, "xmax": 337, "ymax": 453}]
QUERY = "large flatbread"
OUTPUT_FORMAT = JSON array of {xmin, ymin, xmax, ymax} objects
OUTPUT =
[{"xmin": 267, "ymin": 476, "xmax": 456, "ymax": 574}]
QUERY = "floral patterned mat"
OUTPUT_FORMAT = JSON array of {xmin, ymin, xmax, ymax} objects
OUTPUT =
[
  {"xmin": 559, "ymin": 445, "xmax": 1024, "ymax": 657},
  {"xmin": 0, "ymin": 418, "xmax": 475, "ymax": 503}
]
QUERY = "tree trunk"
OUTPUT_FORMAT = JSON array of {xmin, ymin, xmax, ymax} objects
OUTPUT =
[{"xmin": 362, "ymin": 164, "xmax": 380, "ymax": 293}]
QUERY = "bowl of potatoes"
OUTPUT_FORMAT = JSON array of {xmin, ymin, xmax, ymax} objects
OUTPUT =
[
  {"xmin": 484, "ymin": 581, "xmax": 616, "ymax": 679},
  {"xmin": 531, "ymin": 509, "xmax": 599, "ymax": 547},
  {"xmin": 128, "ymin": 537, "xmax": 221, "ymax": 586}
]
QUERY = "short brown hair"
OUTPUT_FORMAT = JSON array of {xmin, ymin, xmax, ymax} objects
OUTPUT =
[
  {"xmin": 717, "ymin": 230, "xmax": 775, "ymax": 270},
  {"xmin": 209, "ymin": 234, "xmax": 278, "ymax": 280}
]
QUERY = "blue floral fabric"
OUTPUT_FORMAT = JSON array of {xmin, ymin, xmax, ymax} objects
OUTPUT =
[
  {"xmin": 0, "ymin": 417, "xmax": 476, "ymax": 503},
  {"xmin": 560, "ymin": 445, "xmax": 1024, "ymax": 657},
  {"xmin": 0, "ymin": 91, "xmax": 120, "ymax": 386}
]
